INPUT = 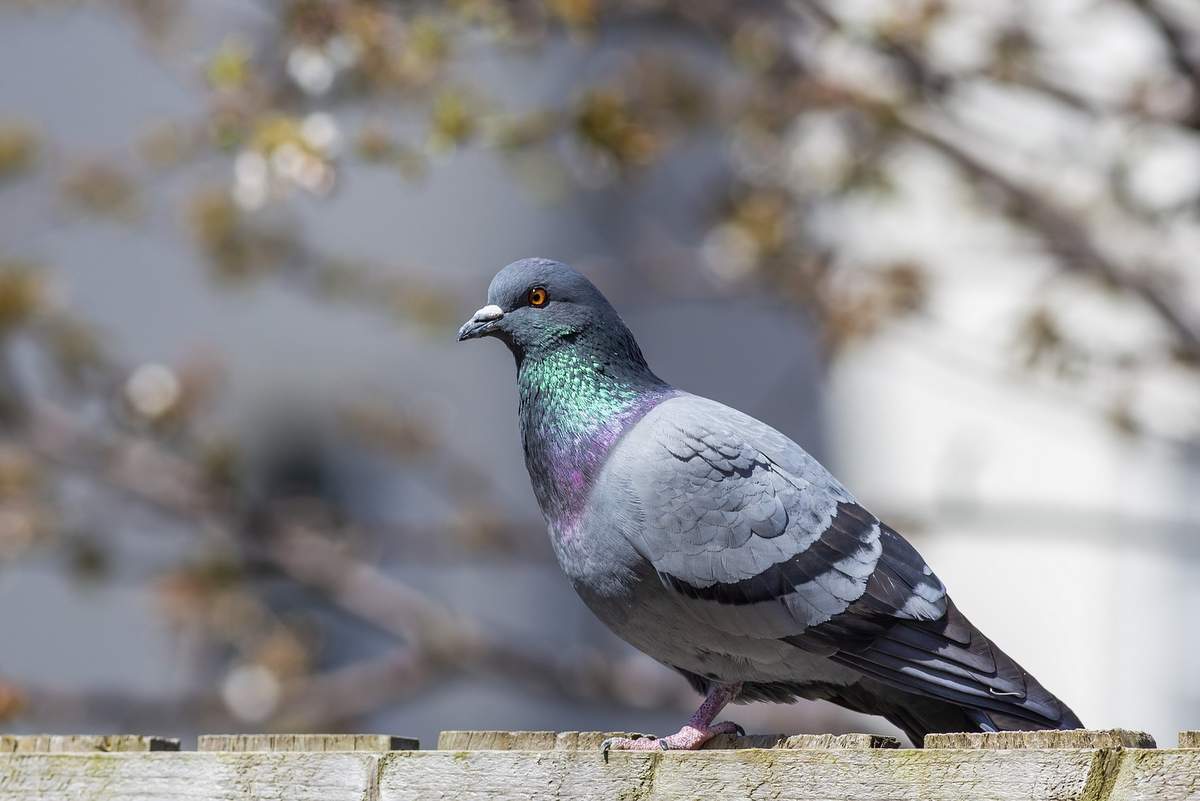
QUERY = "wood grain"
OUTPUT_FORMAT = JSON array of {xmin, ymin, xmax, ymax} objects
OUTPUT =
[
  {"xmin": 199, "ymin": 734, "xmax": 418, "ymax": 752},
  {"xmin": 925, "ymin": 729, "xmax": 1156, "ymax": 750},
  {"xmin": 380, "ymin": 748, "xmax": 1110, "ymax": 801},
  {"xmin": 0, "ymin": 735, "xmax": 178, "ymax": 753},
  {"xmin": 1107, "ymin": 749, "xmax": 1200, "ymax": 801},
  {"xmin": 0, "ymin": 731, "xmax": 1195, "ymax": 800},
  {"xmin": 0, "ymin": 753, "xmax": 378, "ymax": 801}
]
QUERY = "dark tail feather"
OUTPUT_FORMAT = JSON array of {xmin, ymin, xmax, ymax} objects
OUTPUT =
[
  {"xmin": 828, "ymin": 599, "xmax": 1083, "ymax": 744},
  {"xmin": 813, "ymin": 680, "xmax": 977, "ymax": 746},
  {"xmin": 827, "ymin": 679, "xmax": 1078, "ymax": 747}
]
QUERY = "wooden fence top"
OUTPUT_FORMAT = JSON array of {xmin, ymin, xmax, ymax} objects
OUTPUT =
[
  {"xmin": 924, "ymin": 729, "xmax": 1156, "ymax": 749},
  {"xmin": 0, "ymin": 729, "xmax": 1196, "ymax": 801},
  {"xmin": 0, "ymin": 735, "xmax": 179, "ymax": 753},
  {"xmin": 198, "ymin": 734, "xmax": 419, "ymax": 752}
]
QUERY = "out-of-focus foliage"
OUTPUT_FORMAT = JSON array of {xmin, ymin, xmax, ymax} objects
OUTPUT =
[
  {"xmin": 0, "ymin": 122, "xmax": 38, "ymax": 182},
  {"xmin": 0, "ymin": 263, "xmax": 43, "ymax": 334},
  {"xmin": 61, "ymin": 163, "xmax": 139, "ymax": 220},
  {"xmin": 0, "ymin": 0, "xmax": 1197, "ymax": 731}
]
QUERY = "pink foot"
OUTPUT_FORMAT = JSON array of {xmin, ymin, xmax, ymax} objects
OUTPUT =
[{"xmin": 601, "ymin": 721, "xmax": 744, "ymax": 753}]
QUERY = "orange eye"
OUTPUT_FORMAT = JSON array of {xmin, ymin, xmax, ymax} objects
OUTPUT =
[{"xmin": 528, "ymin": 287, "xmax": 549, "ymax": 307}]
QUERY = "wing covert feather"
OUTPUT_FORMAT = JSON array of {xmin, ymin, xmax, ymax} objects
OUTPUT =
[{"xmin": 620, "ymin": 395, "xmax": 946, "ymax": 637}]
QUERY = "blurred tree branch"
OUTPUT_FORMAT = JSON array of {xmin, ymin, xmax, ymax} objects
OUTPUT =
[
  {"xmin": 12, "ymin": 398, "xmax": 688, "ymax": 727},
  {"xmin": 898, "ymin": 117, "xmax": 1200, "ymax": 363},
  {"xmin": 794, "ymin": 0, "xmax": 1200, "ymax": 365},
  {"xmin": 1128, "ymin": 0, "xmax": 1200, "ymax": 124}
]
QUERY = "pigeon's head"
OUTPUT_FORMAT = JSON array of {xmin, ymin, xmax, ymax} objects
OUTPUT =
[{"xmin": 457, "ymin": 258, "xmax": 636, "ymax": 364}]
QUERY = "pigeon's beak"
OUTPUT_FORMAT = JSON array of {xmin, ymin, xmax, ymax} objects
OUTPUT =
[{"xmin": 457, "ymin": 304, "xmax": 505, "ymax": 341}]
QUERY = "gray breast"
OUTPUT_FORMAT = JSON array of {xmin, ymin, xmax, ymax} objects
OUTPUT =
[{"xmin": 549, "ymin": 395, "xmax": 868, "ymax": 689}]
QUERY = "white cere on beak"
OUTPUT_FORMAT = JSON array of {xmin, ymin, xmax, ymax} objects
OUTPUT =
[{"xmin": 473, "ymin": 304, "xmax": 504, "ymax": 322}]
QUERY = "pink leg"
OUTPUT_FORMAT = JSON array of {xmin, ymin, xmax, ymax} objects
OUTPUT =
[{"xmin": 602, "ymin": 683, "xmax": 744, "ymax": 753}]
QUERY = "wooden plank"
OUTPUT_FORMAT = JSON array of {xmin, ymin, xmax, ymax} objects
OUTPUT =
[
  {"xmin": 0, "ymin": 753, "xmax": 378, "ymax": 801},
  {"xmin": 4, "ymin": 746, "xmax": 1194, "ymax": 800},
  {"xmin": 925, "ymin": 729, "xmax": 1156, "ymax": 749},
  {"xmin": 378, "ymin": 747, "xmax": 1112, "ymax": 801},
  {"xmin": 1107, "ymin": 748, "xmax": 1200, "ymax": 801},
  {"xmin": 198, "ymin": 733, "xmax": 418, "ymax": 752},
  {"xmin": 0, "ymin": 735, "xmax": 179, "ymax": 753},
  {"xmin": 439, "ymin": 730, "xmax": 900, "ymax": 751},
  {"xmin": 1179, "ymin": 731, "xmax": 1200, "ymax": 748},
  {"xmin": 438, "ymin": 731, "xmax": 560, "ymax": 750}
]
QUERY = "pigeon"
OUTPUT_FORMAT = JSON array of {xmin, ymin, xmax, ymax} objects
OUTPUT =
[{"xmin": 458, "ymin": 257, "xmax": 1083, "ymax": 749}]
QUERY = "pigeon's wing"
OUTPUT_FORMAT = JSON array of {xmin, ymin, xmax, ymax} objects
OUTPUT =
[
  {"xmin": 623, "ymin": 395, "xmax": 944, "ymax": 640},
  {"xmin": 623, "ymin": 394, "xmax": 1075, "ymax": 730}
]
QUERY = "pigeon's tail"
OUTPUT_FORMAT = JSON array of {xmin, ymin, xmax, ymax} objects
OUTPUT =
[
  {"xmin": 832, "ymin": 680, "xmax": 1082, "ymax": 747},
  {"xmin": 828, "ymin": 598, "xmax": 1083, "ymax": 746},
  {"xmin": 815, "ymin": 682, "xmax": 991, "ymax": 746}
]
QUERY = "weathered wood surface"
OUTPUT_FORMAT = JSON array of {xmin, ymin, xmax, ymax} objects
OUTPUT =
[
  {"xmin": 925, "ymin": 729, "xmax": 1156, "ymax": 750},
  {"xmin": 2, "ymin": 729, "xmax": 1198, "ymax": 801},
  {"xmin": 0, "ymin": 753, "xmax": 378, "ymax": 801},
  {"xmin": 1107, "ymin": 749, "xmax": 1200, "ymax": 801},
  {"xmin": 380, "ymin": 748, "xmax": 1113, "ymax": 801},
  {"xmin": 199, "ymin": 733, "xmax": 418, "ymax": 752},
  {"xmin": 0, "ymin": 735, "xmax": 178, "ymax": 753},
  {"xmin": 437, "ymin": 730, "xmax": 900, "ymax": 750}
]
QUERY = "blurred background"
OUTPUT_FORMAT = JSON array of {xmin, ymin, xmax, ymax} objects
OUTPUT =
[{"xmin": 0, "ymin": 0, "xmax": 1197, "ymax": 749}]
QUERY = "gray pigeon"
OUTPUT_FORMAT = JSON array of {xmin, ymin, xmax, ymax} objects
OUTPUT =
[{"xmin": 458, "ymin": 257, "xmax": 1082, "ymax": 749}]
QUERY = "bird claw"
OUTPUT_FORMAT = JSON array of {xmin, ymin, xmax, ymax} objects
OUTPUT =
[
  {"xmin": 601, "ymin": 734, "xmax": 660, "ymax": 760},
  {"xmin": 600, "ymin": 735, "xmax": 640, "ymax": 751},
  {"xmin": 600, "ymin": 736, "xmax": 616, "ymax": 759},
  {"xmin": 601, "ymin": 722, "xmax": 744, "ymax": 756},
  {"xmin": 601, "ymin": 735, "xmax": 635, "ymax": 761}
]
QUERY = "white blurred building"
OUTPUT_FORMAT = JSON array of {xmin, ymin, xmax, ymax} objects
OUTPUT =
[
  {"xmin": 831, "ymin": 327, "xmax": 1199, "ymax": 745},
  {"xmin": 823, "ymin": 160, "xmax": 1200, "ymax": 742}
]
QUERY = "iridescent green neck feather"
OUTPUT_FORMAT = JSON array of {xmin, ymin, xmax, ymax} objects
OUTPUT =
[{"xmin": 517, "ymin": 329, "xmax": 672, "ymax": 528}]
